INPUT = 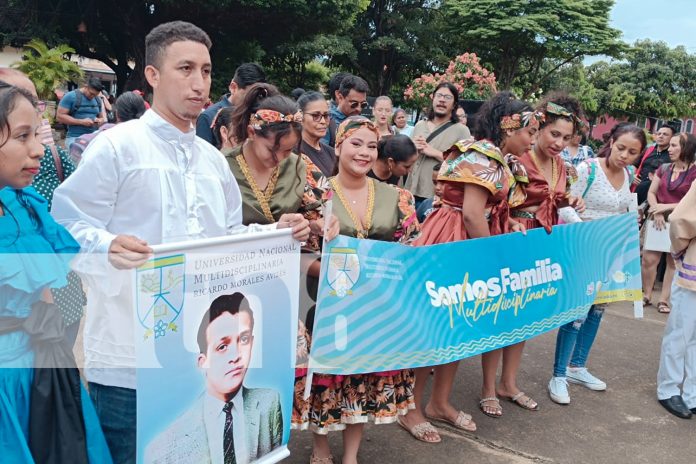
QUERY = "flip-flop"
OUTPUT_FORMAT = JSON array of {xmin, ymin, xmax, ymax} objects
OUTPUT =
[
  {"xmin": 479, "ymin": 397, "xmax": 503, "ymax": 418},
  {"xmin": 396, "ymin": 417, "xmax": 441, "ymax": 443},
  {"xmin": 425, "ymin": 410, "xmax": 477, "ymax": 432},
  {"xmin": 500, "ymin": 391, "xmax": 539, "ymax": 411}
]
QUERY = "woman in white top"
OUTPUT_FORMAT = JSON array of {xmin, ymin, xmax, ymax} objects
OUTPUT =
[
  {"xmin": 550, "ymin": 123, "xmax": 647, "ymax": 404},
  {"xmin": 392, "ymin": 108, "xmax": 414, "ymax": 137}
]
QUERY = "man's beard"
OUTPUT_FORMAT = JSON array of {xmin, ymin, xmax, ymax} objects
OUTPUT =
[{"xmin": 433, "ymin": 107, "xmax": 449, "ymax": 118}]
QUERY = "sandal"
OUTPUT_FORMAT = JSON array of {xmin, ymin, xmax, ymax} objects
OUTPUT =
[
  {"xmin": 310, "ymin": 454, "xmax": 335, "ymax": 464},
  {"xmin": 479, "ymin": 397, "xmax": 503, "ymax": 418},
  {"xmin": 425, "ymin": 410, "xmax": 477, "ymax": 432},
  {"xmin": 396, "ymin": 417, "xmax": 441, "ymax": 443},
  {"xmin": 643, "ymin": 296, "xmax": 652, "ymax": 306},
  {"xmin": 657, "ymin": 302, "xmax": 671, "ymax": 313},
  {"xmin": 500, "ymin": 391, "xmax": 539, "ymax": 411}
]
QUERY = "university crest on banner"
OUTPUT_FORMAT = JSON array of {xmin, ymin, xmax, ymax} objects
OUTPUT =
[
  {"xmin": 136, "ymin": 254, "xmax": 186, "ymax": 340},
  {"xmin": 326, "ymin": 247, "xmax": 361, "ymax": 297}
]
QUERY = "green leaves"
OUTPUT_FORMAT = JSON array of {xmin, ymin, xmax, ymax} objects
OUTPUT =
[
  {"xmin": 442, "ymin": 0, "xmax": 625, "ymax": 92},
  {"xmin": 544, "ymin": 39, "xmax": 695, "ymax": 127},
  {"xmin": 12, "ymin": 39, "xmax": 83, "ymax": 100}
]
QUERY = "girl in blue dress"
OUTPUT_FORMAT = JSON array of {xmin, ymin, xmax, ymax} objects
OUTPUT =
[{"xmin": 0, "ymin": 82, "xmax": 112, "ymax": 463}]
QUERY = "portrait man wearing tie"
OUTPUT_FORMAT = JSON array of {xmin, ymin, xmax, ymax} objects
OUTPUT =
[{"xmin": 145, "ymin": 293, "xmax": 283, "ymax": 463}]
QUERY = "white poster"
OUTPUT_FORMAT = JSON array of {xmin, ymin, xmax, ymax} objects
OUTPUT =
[{"xmin": 134, "ymin": 229, "xmax": 300, "ymax": 464}]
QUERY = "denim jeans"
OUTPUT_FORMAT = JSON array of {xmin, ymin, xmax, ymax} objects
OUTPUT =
[
  {"xmin": 89, "ymin": 382, "xmax": 136, "ymax": 464},
  {"xmin": 65, "ymin": 136, "xmax": 77, "ymax": 151},
  {"xmin": 553, "ymin": 305, "xmax": 605, "ymax": 377}
]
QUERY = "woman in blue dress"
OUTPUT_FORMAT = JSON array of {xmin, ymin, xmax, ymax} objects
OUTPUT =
[{"xmin": 0, "ymin": 82, "xmax": 112, "ymax": 463}]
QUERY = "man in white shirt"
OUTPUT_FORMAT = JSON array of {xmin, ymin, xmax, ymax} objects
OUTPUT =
[
  {"xmin": 145, "ymin": 293, "xmax": 283, "ymax": 463},
  {"xmin": 52, "ymin": 21, "xmax": 308, "ymax": 464}
]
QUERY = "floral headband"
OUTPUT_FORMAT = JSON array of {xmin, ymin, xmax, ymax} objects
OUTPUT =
[
  {"xmin": 335, "ymin": 116, "xmax": 380, "ymax": 147},
  {"xmin": 249, "ymin": 109, "xmax": 301, "ymax": 130},
  {"xmin": 500, "ymin": 111, "xmax": 544, "ymax": 130},
  {"xmin": 543, "ymin": 102, "xmax": 585, "ymax": 129}
]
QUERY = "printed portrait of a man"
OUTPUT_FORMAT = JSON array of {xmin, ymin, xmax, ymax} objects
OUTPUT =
[{"xmin": 145, "ymin": 292, "xmax": 283, "ymax": 464}]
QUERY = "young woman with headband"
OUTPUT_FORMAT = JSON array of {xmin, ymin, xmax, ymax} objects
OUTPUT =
[
  {"xmin": 226, "ymin": 82, "xmax": 337, "ymax": 242},
  {"xmin": 504, "ymin": 93, "xmax": 586, "ymax": 413},
  {"xmin": 293, "ymin": 116, "xmax": 420, "ymax": 464},
  {"xmin": 399, "ymin": 91, "xmax": 537, "ymax": 437}
]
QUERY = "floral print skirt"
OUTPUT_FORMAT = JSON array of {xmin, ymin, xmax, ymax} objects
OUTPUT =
[{"xmin": 292, "ymin": 370, "xmax": 415, "ymax": 434}]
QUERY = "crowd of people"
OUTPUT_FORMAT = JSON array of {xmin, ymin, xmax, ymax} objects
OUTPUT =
[{"xmin": 1, "ymin": 20, "xmax": 695, "ymax": 464}]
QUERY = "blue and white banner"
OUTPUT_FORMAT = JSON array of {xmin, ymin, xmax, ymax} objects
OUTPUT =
[
  {"xmin": 309, "ymin": 213, "xmax": 641, "ymax": 375},
  {"xmin": 133, "ymin": 230, "xmax": 299, "ymax": 464}
]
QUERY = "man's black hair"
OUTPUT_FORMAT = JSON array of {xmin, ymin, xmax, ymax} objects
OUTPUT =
[
  {"xmin": 338, "ymin": 75, "xmax": 369, "ymax": 97},
  {"xmin": 232, "ymin": 63, "xmax": 266, "ymax": 89},
  {"xmin": 145, "ymin": 21, "xmax": 212, "ymax": 68},
  {"xmin": 197, "ymin": 293, "xmax": 255, "ymax": 354},
  {"xmin": 87, "ymin": 77, "xmax": 104, "ymax": 92}
]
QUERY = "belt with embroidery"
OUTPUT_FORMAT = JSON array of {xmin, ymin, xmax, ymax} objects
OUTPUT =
[{"xmin": 511, "ymin": 210, "xmax": 536, "ymax": 219}]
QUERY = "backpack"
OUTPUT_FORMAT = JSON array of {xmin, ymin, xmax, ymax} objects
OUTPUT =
[
  {"xmin": 582, "ymin": 159, "xmax": 635, "ymax": 198},
  {"xmin": 69, "ymin": 89, "xmax": 102, "ymax": 117}
]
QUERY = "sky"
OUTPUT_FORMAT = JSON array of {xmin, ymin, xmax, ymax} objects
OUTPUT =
[{"xmin": 587, "ymin": 0, "xmax": 696, "ymax": 62}]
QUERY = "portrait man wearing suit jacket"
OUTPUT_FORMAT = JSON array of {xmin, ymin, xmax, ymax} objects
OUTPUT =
[{"xmin": 145, "ymin": 293, "xmax": 283, "ymax": 463}]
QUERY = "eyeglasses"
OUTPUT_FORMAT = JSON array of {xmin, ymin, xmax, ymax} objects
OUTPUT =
[
  {"xmin": 304, "ymin": 112, "xmax": 330, "ymax": 122},
  {"xmin": 349, "ymin": 100, "xmax": 369, "ymax": 110},
  {"xmin": 434, "ymin": 92, "xmax": 454, "ymax": 101},
  {"xmin": 36, "ymin": 100, "xmax": 47, "ymax": 112}
]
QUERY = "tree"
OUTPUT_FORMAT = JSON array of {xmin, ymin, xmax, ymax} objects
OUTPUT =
[
  {"xmin": 1, "ymin": 0, "xmax": 368, "ymax": 95},
  {"xmin": 544, "ymin": 59, "xmax": 632, "ymax": 135},
  {"xmin": 12, "ymin": 39, "xmax": 83, "ymax": 100},
  {"xmin": 443, "ymin": 0, "xmax": 626, "ymax": 97},
  {"xmin": 617, "ymin": 40, "xmax": 696, "ymax": 120},
  {"xmin": 542, "ymin": 40, "xmax": 696, "ymax": 135},
  {"xmin": 330, "ymin": 0, "xmax": 450, "ymax": 99}
]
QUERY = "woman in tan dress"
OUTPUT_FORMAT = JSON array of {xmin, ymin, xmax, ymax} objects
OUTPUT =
[{"xmin": 293, "ymin": 116, "xmax": 420, "ymax": 464}]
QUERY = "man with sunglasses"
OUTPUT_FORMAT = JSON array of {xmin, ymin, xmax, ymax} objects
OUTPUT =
[
  {"xmin": 405, "ymin": 82, "xmax": 471, "ymax": 207},
  {"xmin": 323, "ymin": 74, "xmax": 370, "ymax": 147}
]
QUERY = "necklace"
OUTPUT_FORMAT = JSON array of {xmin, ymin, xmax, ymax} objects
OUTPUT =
[
  {"xmin": 531, "ymin": 148, "xmax": 558, "ymax": 189},
  {"xmin": 330, "ymin": 177, "xmax": 375, "ymax": 239},
  {"xmin": 236, "ymin": 153, "xmax": 280, "ymax": 222},
  {"xmin": 667, "ymin": 163, "xmax": 692, "ymax": 192}
]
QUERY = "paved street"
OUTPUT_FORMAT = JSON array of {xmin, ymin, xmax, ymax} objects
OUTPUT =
[{"xmin": 287, "ymin": 298, "xmax": 696, "ymax": 464}]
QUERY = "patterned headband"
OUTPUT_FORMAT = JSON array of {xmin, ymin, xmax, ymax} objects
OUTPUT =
[
  {"xmin": 544, "ymin": 102, "xmax": 585, "ymax": 129},
  {"xmin": 500, "ymin": 111, "xmax": 544, "ymax": 130},
  {"xmin": 335, "ymin": 116, "xmax": 380, "ymax": 147},
  {"xmin": 249, "ymin": 109, "xmax": 301, "ymax": 130}
]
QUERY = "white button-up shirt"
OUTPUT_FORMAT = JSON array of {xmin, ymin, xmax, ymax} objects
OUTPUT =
[
  {"xmin": 52, "ymin": 109, "xmax": 247, "ymax": 389},
  {"xmin": 204, "ymin": 392, "xmax": 248, "ymax": 464}
]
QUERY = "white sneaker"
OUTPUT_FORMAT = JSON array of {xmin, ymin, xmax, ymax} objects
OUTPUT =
[
  {"xmin": 548, "ymin": 377, "xmax": 570, "ymax": 404},
  {"xmin": 566, "ymin": 367, "xmax": 607, "ymax": 391}
]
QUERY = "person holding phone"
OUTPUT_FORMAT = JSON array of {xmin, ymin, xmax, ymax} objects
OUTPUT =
[{"xmin": 56, "ymin": 77, "xmax": 107, "ymax": 150}]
